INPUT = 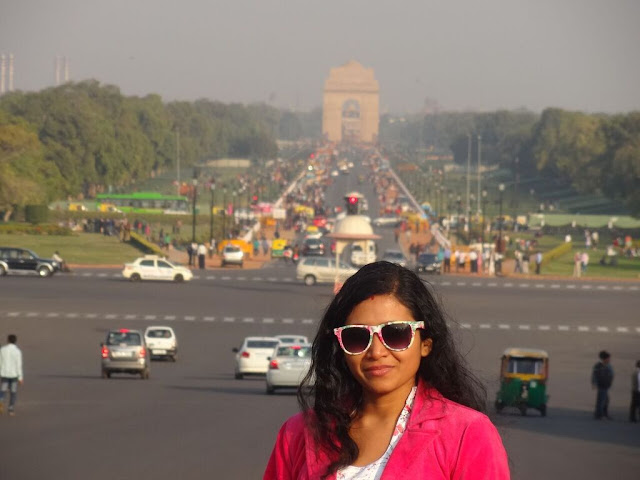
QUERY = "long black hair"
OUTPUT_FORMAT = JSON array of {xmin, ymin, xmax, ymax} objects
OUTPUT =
[{"xmin": 298, "ymin": 261, "xmax": 487, "ymax": 476}]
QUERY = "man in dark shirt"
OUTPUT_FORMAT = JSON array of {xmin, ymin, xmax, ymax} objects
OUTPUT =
[{"xmin": 591, "ymin": 350, "xmax": 614, "ymax": 419}]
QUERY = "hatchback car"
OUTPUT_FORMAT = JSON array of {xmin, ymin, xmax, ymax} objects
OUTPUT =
[
  {"xmin": 266, "ymin": 344, "xmax": 312, "ymax": 394},
  {"xmin": 232, "ymin": 336, "xmax": 280, "ymax": 379},
  {"xmin": 221, "ymin": 244, "xmax": 244, "ymax": 267},
  {"xmin": 144, "ymin": 326, "xmax": 178, "ymax": 361},
  {"xmin": 302, "ymin": 238, "xmax": 325, "ymax": 256},
  {"xmin": 381, "ymin": 249, "xmax": 409, "ymax": 268},
  {"xmin": 416, "ymin": 253, "xmax": 442, "ymax": 275},
  {"xmin": 296, "ymin": 257, "xmax": 358, "ymax": 286},
  {"xmin": 122, "ymin": 255, "xmax": 192, "ymax": 282},
  {"xmin": 0, "ymin": 247, "xmax": 60, "ymax": 277},
  {"xmin": 101, "ymin": 328, "xmax": 150, "ymax": 379}
]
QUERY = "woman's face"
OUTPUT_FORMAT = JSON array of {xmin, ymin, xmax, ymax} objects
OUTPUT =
[{"xmin": 342, "ymin": 294, "xmax": 431, "ymax": 399}]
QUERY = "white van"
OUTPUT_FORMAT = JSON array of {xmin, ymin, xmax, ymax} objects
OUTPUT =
[{"xmin": 350, "ymin": 242, "xmax": 377, "ymax": 266}]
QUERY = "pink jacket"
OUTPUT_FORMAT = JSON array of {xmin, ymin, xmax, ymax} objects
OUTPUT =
[{"xmin": 264, "ymin": 381, "xmax": 510, "ymax": 479}]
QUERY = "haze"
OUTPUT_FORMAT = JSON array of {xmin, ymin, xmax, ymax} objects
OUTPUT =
[{"xmin": 1, "ymin": 0, "xmax": 639, "ymax": 114}]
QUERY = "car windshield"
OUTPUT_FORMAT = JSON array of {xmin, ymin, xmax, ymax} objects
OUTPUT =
[
  {"xmin": 276, "ymin": 346, "xmax": 311, "ymax": 358},
  {"xmin": 384, "ymin": 252, "xmax": 404, "ymax": 260},
  {"xmin": 507, "ymin": 357, "xmax": 545, "ymax": 374},
  {"xmin": 246, "ymin": 340, "xmax": 279, "ymax": 349},
  {"xmin": 147, "ymin": 329, "xmax": 172, "ymax": 338},
  {"xmin": 107, "ymin": 331, "xmax": 142, "ymax": 346},
  {"xmin": 277, "ymin": 337, "xmax": 304, "ymax": 344}
]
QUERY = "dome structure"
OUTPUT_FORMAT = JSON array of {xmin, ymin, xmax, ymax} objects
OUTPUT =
[{"xmin": 334, "ymin": 215, "xmax": 374, "ymax": 236}]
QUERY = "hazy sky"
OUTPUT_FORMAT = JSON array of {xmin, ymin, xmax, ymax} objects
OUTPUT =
[{"xmin": 1, "ymin": 0, "xmax": 639, "ymax": 114}]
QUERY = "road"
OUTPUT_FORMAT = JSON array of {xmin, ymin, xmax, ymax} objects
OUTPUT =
[{"xmin": 0, "ymin": 267, "xmax": 639, "ymax": 480}]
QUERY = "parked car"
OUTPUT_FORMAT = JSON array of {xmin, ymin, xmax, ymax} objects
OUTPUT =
[
  {"xmin": 296, "ymin": 257, "xmax": 358, "ymax": 286},
  {"xmin": 372, "ymin": 216, "xmax": 402, "ymax": 227},
  {"xmin": 232, "ymin": 336, "xmax": 280, "ymax": 379},
  {"xmin": 0, "ymin": 247, "xmax": 60, "ymax": 277},
  {"xmin": 381, "ymin": 249, "xmax": 409, "ymax": 268},
  {"xmin": 302, "ymin": 238, "xmax": 325, "ymax": 256},
  {"xmin": 144, "ymin": 326, "xmax": 178, "ymax": 361},
  {"xmin": 275, "ymin": 334, "xmax": 309, "ymax": 345},
  {"xmin": 122, "ymin": 255, "xmax": 192, "ymax": 282},
  {"xmin": 415, "ymin": 253, "xmax": 442, "ymax": 275},
  {"xmin": 100, "ymin": 328, "xmax": 150, "ymax": 379},
  {"xmin": 266, "ymin": 344, "xmax": 312, "ymax": 394},
  {"xmin": 221, "ymin": 244, "xmax": 244, "ymax": 267}
]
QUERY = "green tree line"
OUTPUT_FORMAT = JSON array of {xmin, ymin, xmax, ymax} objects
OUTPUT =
[
  {"xmin": 0, "ymin": 80, "xmax": 282, "ymax": 219},
  {"xmin": 381, "ymin": 108, "xmax": 640, "ymax": 216}
]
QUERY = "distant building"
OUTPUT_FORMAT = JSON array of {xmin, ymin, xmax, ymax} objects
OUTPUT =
[{"xmin": 322, "ymin": 60, "xmax": 379, "ymax": 144}]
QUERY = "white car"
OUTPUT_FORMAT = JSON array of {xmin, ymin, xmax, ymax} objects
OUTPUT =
[
  {"xmin": 144, "ymin": 326, "xmax": 178, "ymax": 361},
  {"xmin": 221, "ymin": 244, "xmax": 244, "ymax": 267},
  {"xmin": 350, "ymin": 243, "xmax": 377, "ymax": 266},
  {"xmin": 381, "ymin": 249, "xmax": 409, "ymax": 268},
  {"xmin": 372, "ymin": 216, "xmax": 402, "ymax": 227},
  {"xmin": 233, "ymin": 336, "xmax": 280, "ymax": 379},
  {"xmin": 296, "ymin": 257, "xmax": 358, "ymax": 286},
  {"xmin": 266, "ymin": 344, "xmax": 312, "ymax": 394},
  {"xmin": 275, "ymin": 334, "xmax": 309, "ymax": 346},
  {"xmin": 122, "ymin": 255, "xmax": 193, "ymax": 282}
]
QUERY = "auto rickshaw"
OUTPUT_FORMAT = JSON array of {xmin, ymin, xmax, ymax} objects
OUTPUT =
[
  {"xmin": 270, "ymin": 238, "xmax": 289, "ymax": 259},
  {"xmin": 495, "ymin": 347, "xmax": 549, "ymax": 416}
]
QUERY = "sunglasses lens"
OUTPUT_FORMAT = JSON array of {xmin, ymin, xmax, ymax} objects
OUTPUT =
[
  {"xmin": 341, "ymin": 327, "xmax": 371, "ymax": 354},
  {"xmin": 381, "ymin": 323, "xmax": 414, "ymax": 350}
]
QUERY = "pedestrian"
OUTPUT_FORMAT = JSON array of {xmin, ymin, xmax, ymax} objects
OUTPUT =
[
  {"xmin": 197, "ymin": 242, "xmax": 207, "ymax": 270},
  {"xmin": 469, "ymin": 249, "xmax": 478, "ymax": 273},
  {"xmin": 535, "ymin": 251, "xmax": 543, "ymax": 275},
  {"xmin": 630, "ymin": 360, "xmax": 640, "ymax": 423},
  {"xmin": 456, "ymin": 250, "xmax": 465, "ymax": 273},
  {"xmin": 264, "ymin": 262, "xmax": 510, "ymax": 479},
  {"xmin": 208, "ymin": 239, "xmax": 216, "ymax": 259},
  {"xmin": 443, "ymin": 246, "xmax": 451, "ymax": 273},
  {"xmin": 187, "ymin": 243, "xmax": 194, "ymax": 266},
  {"xmin": 262, "ymin": 237, "xmax": 269, "ymax": 256},
  {"xmin": 514, "ymin": 250, "xmax": 523, "ymax": 274},
  {"xmin": 592, "ymin": 350, "xmax": 614, "ymax": 420},
  {"xmin": 0, "ymin": 334, "xmax": 24, "ymax": 416},
  {"xmin": 522, "ymin": 250, "xmax": 530, "ymax": 274},
  {"xmin": 581, "ymin": 251, "xmax": 589, "ymax": 274},
  {"xmin": 572, "ymin": 252, "xmax": 582, "ymax": 278},
  {"xmin": 253, "ymin": 238, "xmax": 260, "ymax": 257}
]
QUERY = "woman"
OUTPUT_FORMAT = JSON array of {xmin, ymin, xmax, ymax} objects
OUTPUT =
[{"xmin": 265, "ymin": 261, "xmax": 509, "ymax": 479}]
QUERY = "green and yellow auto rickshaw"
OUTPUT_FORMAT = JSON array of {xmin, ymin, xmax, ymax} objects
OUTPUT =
[{"xmin": 495, "ymin": 347, "xmax": 549, "ymax": 416}]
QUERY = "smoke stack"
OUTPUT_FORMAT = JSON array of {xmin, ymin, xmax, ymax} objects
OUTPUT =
[
  {"xmin": 8, "ymin": 53, "xmax": 14, "ymax": 92},
  {"xmin": 55, "ymin": 56, "xmax": 61, "ymax": 85},
  {"xmin": 1, "ymin": 54, "xmax": 5, "ymax": 94},
  {"xmin": 64, "ymin": 56, "xmax": 69, "ymax": 82}
]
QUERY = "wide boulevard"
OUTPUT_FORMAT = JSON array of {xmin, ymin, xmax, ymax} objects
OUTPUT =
[{"xmin": 1, "ymin": 162, "xmax": 639, "ymax": 479}]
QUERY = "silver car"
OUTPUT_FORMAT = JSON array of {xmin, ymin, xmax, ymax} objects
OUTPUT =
[
  {"xmin": 296, "ymin": 257, "xmax": 358, "ymax": 286},
  {"xmin": 101, "ymin": 329, "xmax": 150, "ymax": 379},
  {"xmin": 381, "ymin": 249, "xmax": 409, "ymax": 268},
  {"xmin": 266, "ymin": 344, "xmax": 312, "ymax": 394}
]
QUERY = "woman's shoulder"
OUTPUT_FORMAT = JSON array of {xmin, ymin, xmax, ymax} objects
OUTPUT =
[{"xmin": 416, "ymin": 386, "xmax": 494, "ymax": 430}]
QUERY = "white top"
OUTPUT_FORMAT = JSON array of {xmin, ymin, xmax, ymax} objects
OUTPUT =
[
  {"xmin": 337, "ymin": 386, "xmax": 417, "ymax": 480},
  {"xmin": 0, "ymin": 343, "xmax": 23, "ymax": 380}
]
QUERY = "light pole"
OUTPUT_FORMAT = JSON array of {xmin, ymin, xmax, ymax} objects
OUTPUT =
[
  {"xmin": 209, "ymin": 183, "xmax": 215, "ymax": 246},
  {"xmin": 481, "ymin": 190, "xmax": 488, "ymax": 246},
  {"xmin": 232, "ymin": 190, "xmax": 237, "ymax": 237},
  {"xmin": 477, "ymin": 134, "xmax": 482, "ymax": 216},
  {"xmin": 498, "ymin": 184, "xmax": 505, "ymax": 253},
  {"xmin": 456, "ymin": 195, "xmax": 462, "ymax": 242},
  {"xmin": 465, "ymin": 133, "xmax": 471, "ymax": 230},
  {"xmin": 222, "ymin": 187, "xmax": 227, "ymax": 241},
  {"xmin": 191, "ymin": 176, "xmax": 198, "ymax": 243}
]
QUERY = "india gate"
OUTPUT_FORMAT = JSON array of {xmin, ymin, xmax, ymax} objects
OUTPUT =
[{"xmin": 322, "ymin": 60, "xmax": 379, "ymax": 144}]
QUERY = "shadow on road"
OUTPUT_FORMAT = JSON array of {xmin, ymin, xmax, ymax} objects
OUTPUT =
[
  {"xmin": 165, "ymin": 384, "xmax": 267, "ymax": 396},
  {"xmin": 492, "ymin": 406, "xmax": 640, "ymax": 448}
]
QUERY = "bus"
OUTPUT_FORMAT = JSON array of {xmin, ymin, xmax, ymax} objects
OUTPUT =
[{"xmin": 95, "ymin": 192, "xmax": 190, "ymax": 215}]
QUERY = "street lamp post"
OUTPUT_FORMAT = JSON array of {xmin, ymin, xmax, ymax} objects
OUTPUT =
[
  {"xmin": 209, "ymin": 183, "xmax": 215, "ymax": 247},
  {"xmin": 222, "ymin": 187, "xmax": 227, "ymax": 241},
  {"xmin": 456, "ymin": 195, "xmax": 462, "ymax": 242},
  {"xmin": 481, "ymin": 190, "xmax": 488, "ymax": 246},
  {"xmin": 498, "ymin": 184, "xmax": 505, "ymax": 253},
  {"xmin": 191, "ymin": 177, "xmax": 198, "ymax": 243},
  {"xmin": 232, "ymin": 191, "xmax": 237, "ymax": 237}
]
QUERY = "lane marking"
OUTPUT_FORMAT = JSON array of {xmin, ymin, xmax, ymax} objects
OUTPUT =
[
  {"xmin": 26, "ymin": 312, "xmax": 38, "ymax": 317},
  {"xmin": 65, "ymin": 313, "xmax": 78, "ymax": 318},
  {"xmin": 456, "ymin": 282, "xmax": 466, "ymax": 286},
  {"xmin": 144, "ymin": 315, "xmax": 157, "ymax": 320},
  {"xmin": 206, "ymin": 276, "xmax": 216, "ymax": 280},
  {"xmin": 551, "ymin": 284, "xmax": 561, "ymax": 289},
  {"xmin": 578, "ymin": 326, "xmax": 590, "ymax": 332},
  {"xmin": 282, "ymin": 318, "xmax": 294, "ymax": 324},
  {"xmin": 184, "ymin": 316, "xmax": 196, "ymax": 322},
  {"xmin": 242, "ymin": 317, "xmax": 254, "ymax": 323},
  {"xmin": 460, "ymin": 323, "xmax": 471, "ymax": 329},
  {"xmin": 223, "ymin": 317, "xmax": 235, "ymax": 323},
  {"xmin": 263, "ymin": 318, "xmax": 275, "ymax": 324},
  {"xmin": 616, "ymin": 327, "xmax": 629, "ymax": 333},
  {"xmin": 558, "ymin": 326, "xmax": 570, "ymax": 331},
  {"xmin": 124, "ymin": 314, "xmax": 137, "ymax": 320},
  {"xmin": 504, "ymin": 283, "xmax": 514, "ymax": 288},
  {"xmin": 46, "ymin": 313, "xmax": 59, "ymax": 318},
  {"xmin": 479, "ymin": 324, "xmax": 491, "ymax": 329},
  {"xmin": 535, "ymin": 284, "xmax": 545, "ymax": 289},
  {"xmin": 498, "ymin": 324, "xmax": 510, "ymax": 330},
  {"xmin": 203, "ymin": 316, "xmax": 215, "ymax": 322},
  {"xmin": 519, "ymin": 284, "xmax": 530, "ymax": 288},
  {"xmin": 221, "ymin": 276, "xmax": 231, "ymax": 281},
  {"xmin": 164, "ymin": 315, "xmax": 176, "ymax": 321},
  {"xmin": 105, "ymin": 314, "xmax": 118, "ymax": 319},
  {"xmin": 518, "ymin": 325, "xmax": 531, "ymax": 330},
  {"xmin": 488, "ymin": 282, "xmax": 498, "ymax": 287},
  {"xmin": 302, "ymin": 318, "xmax": 314, "ymax": 324},
  {"xmin": 538, "ymin": 325, "xmax": 551, "ymax": 331},
  {"xmin": 596, "ymin": 326, "xmax": 609, "ymax": 332}
]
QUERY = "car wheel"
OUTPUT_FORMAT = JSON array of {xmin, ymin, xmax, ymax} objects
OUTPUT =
[
  {"xmin": 540, "ymin": 404, "xmax": 547, "ymax": 417},
  {"xmin": 266, "ymin": 384, "xmax": 275, "ymax": 395},
  {"xmin": 130, "ymin": 273, "xmax": 141, "ymax": 282},
  {"xmin": 141, "ymin": 368, "xmax": 150, "ymax": 380},
  {"xmin": 174, "ymin": 274, "xmax": 184, "ymax": 283},
  {"xmin": 304, "ymin": 275, "xmax": 316, "ymax": 286},
  {"xmin": 170, "ymin": 355, "xmax": 177, "ymax": 362},
  {"xmin": 519, "ymin": 405, "xmax": 527, "ymax": 416},
  {"xmin": 234, "ymin": 372, "xmax": 243, "ymax": 380},
  {"xmin": 38, "ymin": 266, "xmax": 51, "ymax": 277},
  {"xmin": 0, "ymin": 265, "xmax": 6, "ymax": 276}
]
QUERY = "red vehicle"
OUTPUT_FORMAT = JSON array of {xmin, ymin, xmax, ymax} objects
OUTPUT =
[{"xmin": 313, "ymin": 216, "xmax": 328, "ymax": 228}]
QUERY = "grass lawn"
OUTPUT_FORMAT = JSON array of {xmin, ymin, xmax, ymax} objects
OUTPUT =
[
  {"xmin": 542, "ymin": 246, "xmax": 640, "ymax": 279},
  {"xmin": 0, "ymin": 233, "xmax": 144, "ymax": 265}
]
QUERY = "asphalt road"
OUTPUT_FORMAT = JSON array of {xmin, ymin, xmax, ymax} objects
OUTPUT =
[{"xmin": 1, "ymin": 268, "xmax": 639, "ymax": 480}]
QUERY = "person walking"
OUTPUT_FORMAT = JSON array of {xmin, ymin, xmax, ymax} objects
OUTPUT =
[
  {"xmin": 630, "ymin": 360, "xmax": 640, "ymax": 423},
  {"xmin": 581, "ymin": 251, "xmax": 589, "ymax": 275},
  {"xmin": 197, "ymin": 243, "xmax": 207, "ymax": 270},
  {"xmin": 0, "ymin": 334, "xmax": 24, "ymax": 416},
  {"xmin": 443, "ymin": 246, "xmax": 451, "ymax": 273},
  {"xmin": 572, "ymin": 252, "xmax": 582, "ymax": 278},
  {"xmin": 535, "ymin": 251, "xmax": 543, "ymax": 275},
  {"xmin": 592, "ymin": 350, "xmax": 614, "ymax": 420}
]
